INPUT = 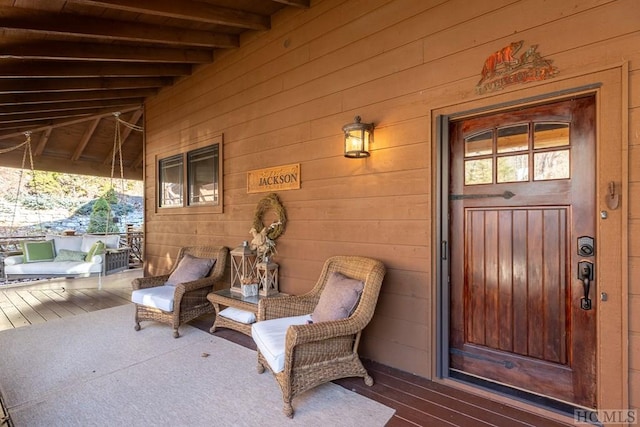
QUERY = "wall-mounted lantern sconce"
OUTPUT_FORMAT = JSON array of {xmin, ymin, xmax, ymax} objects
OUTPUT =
[{"xmin": 342, "ymin": 115, "xmax": 374, "ymax": 158}]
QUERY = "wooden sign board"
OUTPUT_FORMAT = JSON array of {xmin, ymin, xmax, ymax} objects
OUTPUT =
[{"xmin": 247, "ymin": 163, "xmax": 300, "ymax": 194}]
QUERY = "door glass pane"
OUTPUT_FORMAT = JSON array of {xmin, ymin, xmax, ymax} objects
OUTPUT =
[
  {"xmin": 534, "ymin": 122, "xmax": 569, "ymax": 149},
  {"xmin": 465, "ymin": 158, "xmax": 493, "ymax": 185},
  {"xmin": 534, "ymin": 150, "xmax": 570, "ymax": 180},
  {"xmin": 497, "ymin": 124, "xmax": 528, "ymax": 153},
  {"xmin": 497, "ymin": 154, "xmax": 529, "ymax": 183},
  {"xmin": 465, "ymin": 130, "xmax": 493, "ymax": 157}
]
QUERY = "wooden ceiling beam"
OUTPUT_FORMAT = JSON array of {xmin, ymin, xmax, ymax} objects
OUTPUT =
[
  {"xmin": 0, "ymin": 98, "xmax": 144, "ymax": 116},
  {"xmin": 71, "ymin": 118, "xmax": 101, "ymax": 161},
  {"xmin": 0, "ymin": 77, "xmax": 172, "ymax": 94},
  {"xmin": 0, "ymin": 40, "xmax": 213, "ymax": 64},
  {"xmin": 272, "ymin": 0, "xmax": 310, "ymax": 8},
  {"xmin": 0, "ymin": 103, "xmax": 141, "ymax": 127},
  {"xmin": 0, "ymin": 147, "xmax": 141, "ymax": 179},
  {"xmin": 68, "ymin": 0, "xmax": 270, "ymax": 30},
  {"xmin": 133, "ymin": 149, "xmax": 144, "ymax": 169},
  {"xmin": 0, "ymin": 106, "xmax": 141, "ymax": 141},
  {"xmin": 0, "ymin": 6, "xmax": 239, "ymax": 48},
  {"xmin": 0, "ymin": 88, "xmax": 157, "ymax": 106},
  {"xmin": 34, "ymin": 127, "xmax": 52, "ymax": 157},
  {"xmin": 0, "ymin": 60, "xmax": 192, "ymax": 78}
]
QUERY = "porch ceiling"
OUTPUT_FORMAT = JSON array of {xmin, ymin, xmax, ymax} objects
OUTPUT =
[{"xmin": 0, "ymin": 0, "xmax": 308, "ymax": 179}]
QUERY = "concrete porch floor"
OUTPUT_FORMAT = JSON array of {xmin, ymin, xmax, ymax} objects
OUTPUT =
[{"xmin": 0, "ymin": 269, "xmax": 574, "ymax": 426}]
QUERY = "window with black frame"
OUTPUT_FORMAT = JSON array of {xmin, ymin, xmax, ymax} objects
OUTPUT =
[
  {"xmin": 157, "ymin": 140, "xmax": 222, "ymax": 211},
  {"xmin": 188, "ymin": 144, "xmax": 219, "ymax": 206},
  {"xmin": 158, "ymin": 154, "xmax": 183, "ymax": 207}
]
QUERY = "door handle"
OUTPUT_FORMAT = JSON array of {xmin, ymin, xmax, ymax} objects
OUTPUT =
[{"xmin": 578, "ymin": 261, "xmax": 594, "ymax": 310}]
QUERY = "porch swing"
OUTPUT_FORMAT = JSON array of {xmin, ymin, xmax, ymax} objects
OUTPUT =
[{"xmin": 2, "ymin": 113, "xmax": 140, "ymax": 283}]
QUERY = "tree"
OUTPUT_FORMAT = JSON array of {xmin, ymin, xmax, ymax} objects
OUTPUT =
[{"xmin": 87, "ymin": 197, "xmax": 120, "ymax": 233}]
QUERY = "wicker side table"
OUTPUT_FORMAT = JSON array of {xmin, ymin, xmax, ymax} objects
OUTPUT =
[{"xmin": 207, "ymin": 289, "xmax": 263, "ymax": 336}]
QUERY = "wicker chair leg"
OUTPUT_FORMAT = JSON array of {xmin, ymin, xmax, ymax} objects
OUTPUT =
[
  {"xmin": 283, "ymin": 402, "xmax": 294, "ymax": 418},
  {"xmin": 173, "ymin": 328, "xmax": 180, "ymax": 338},
  {"xmin": 134, "ymin": 323, "xmax": 140, "ymax": 331},
  {"xmin": 364, "ymin": 373, "xmax": 374, "ymax": 386},
  {"xmin": 256, "ymin": 362, "xmax": 265, "ymax": 374}
]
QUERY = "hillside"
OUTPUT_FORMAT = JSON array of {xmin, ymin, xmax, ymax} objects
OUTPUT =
[{"xmin": 0, "ymin": 167, "xmax": 143, "ymax": 236}]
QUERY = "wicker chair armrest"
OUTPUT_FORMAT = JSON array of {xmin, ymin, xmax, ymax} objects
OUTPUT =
[
  {"xmin": 179, "ymin": 276, "xmax": 218, "ymax": 293},
  {"xmin": 258, "ymin": 295, "xmax": 318, "ymax": 321},
  {"xmin": 132, "ymin": 275, "xmax": 170, "ymax": 290},
  {"xmin": 286, "ymin": 317, "xmax": 360, "ymax": 346}
]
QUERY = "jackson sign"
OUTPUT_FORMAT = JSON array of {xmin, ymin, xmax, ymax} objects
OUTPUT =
[{"xmin": 247, "ymin": 163, "xmax": 300, "ymax": 194}]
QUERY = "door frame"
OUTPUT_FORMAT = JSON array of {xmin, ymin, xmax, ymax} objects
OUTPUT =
[{"xmin": 433, "ymin": 64, "xmax": 629, "ymax": 412}]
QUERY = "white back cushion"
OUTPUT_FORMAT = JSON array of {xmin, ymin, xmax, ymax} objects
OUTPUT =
[
  {"xmin": 81, "ymin": 234, "xmax": 120, "ymax": 252},
  {"xmin": 46, "ymin": 235, "xmax": 83, "ymax": 255}
]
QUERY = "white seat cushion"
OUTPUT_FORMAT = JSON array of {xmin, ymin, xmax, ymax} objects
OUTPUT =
[
  {"xmin": 4, "ymin": 260, "xmax": 102, "ymax": 275},
  {"xmin": 219, "ymin": 307, "xmax": 256, "ymax": 324},
  {"xmin": 251, "ymin": 314, "xmax": 312, "ymax": 374},
  {"xmin": 131, "ymin": 286, "xmax": 175, "ymax": 312}
]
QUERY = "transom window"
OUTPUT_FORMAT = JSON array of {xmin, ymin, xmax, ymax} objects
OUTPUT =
[{"xmin": 464, "ymin": 122, "xmax": 570, "ymax": 185}]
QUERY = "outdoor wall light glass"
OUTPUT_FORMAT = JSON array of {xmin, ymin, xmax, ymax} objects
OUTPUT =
[{"xmin": 342, "ymin": 115, "xmax": 374, "ymax": 158}]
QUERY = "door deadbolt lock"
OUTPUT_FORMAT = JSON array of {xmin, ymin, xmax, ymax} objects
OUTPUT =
[{"xmin": 577, "ymin": 236, "xmax": 595, "ymax": 257}]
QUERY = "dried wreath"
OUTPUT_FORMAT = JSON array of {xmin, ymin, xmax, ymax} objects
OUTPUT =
[{"xmin": 252, "ymin": 193, "xmax": 287, "ymax": 241}]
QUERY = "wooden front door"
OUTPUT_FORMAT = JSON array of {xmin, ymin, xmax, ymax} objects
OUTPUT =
[{"xmin": 448, "ymin": 96, "xmax": 597, "ymax": 408}]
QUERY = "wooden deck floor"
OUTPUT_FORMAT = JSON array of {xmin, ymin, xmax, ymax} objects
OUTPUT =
[{"xmin": 0, "ymin": 272, "xmax": 572, "ymax": 427}]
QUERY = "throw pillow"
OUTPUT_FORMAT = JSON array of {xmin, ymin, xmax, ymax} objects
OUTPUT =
[
  {"xmin": 22, "ymin": 240, "xmax": 56, "ymax": 263},
  {"xmin": 165, "ymin": 254, "xmax": 215, "ymax": 286},
  {"xmin": 85, "ymin": 240, "xmax": 106, "ymax": 262},
  {"xmin": 311, "ymin": 272, "xmax": 365, "ymax": 323},
  {"xmin": 55, "ymin": 249, "xmax": 88, "ymax": 262}
]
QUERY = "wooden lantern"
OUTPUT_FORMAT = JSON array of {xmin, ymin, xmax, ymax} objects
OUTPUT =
[
  {"xmin": 256, "ymin": 259, "xmax": 279, "ymax": 296},
  {"xmin": 230, "ymin": 241, "xmax": 257, "ymax": 294}
]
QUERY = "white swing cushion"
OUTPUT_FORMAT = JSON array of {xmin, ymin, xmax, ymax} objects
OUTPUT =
[
  {"xmin": 131, "ymin": 286, "xmax": 175, "ymax": 312},
  {"xmin": 81, "ymin": 234, "xmax": 120, "ymax": 252},
  {"xmin": 251, "ymin": 314, "xmax": 312, "ymax": 374},
  {"xmin": 46, "ymin": 235, "xmax": 83, "ymax": 254}
]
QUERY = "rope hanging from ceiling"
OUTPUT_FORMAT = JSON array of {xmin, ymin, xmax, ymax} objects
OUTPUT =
[
  {"xmin": 9, "ymin": 132, "xmax": 43, "ymax": 236},
  {"xmin": 104, "ymin": 109, "xmax": 143, "ymax": 233},
  {"xmin": 114, "ymin": 111, "xmax": 144, "ymax": 133}
]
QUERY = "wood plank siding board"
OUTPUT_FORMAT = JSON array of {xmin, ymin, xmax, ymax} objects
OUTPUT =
[{"xmin": 144, "ymin": 0, "xmax": 639, "ymax": 409}]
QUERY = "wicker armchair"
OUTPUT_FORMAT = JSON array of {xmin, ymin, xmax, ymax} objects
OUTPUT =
[
  {"xmin": 131, "ymin": 245, "xmax": 228, "ymax": 338},
  {"xmin": 253, "ymin": 256, "xmax": 386, "ymax": 418}
]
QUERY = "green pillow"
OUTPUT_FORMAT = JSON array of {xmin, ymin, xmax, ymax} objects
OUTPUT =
[
  {"xmin": 55, "ymin": 249, "xmax": 88, "ymax": 262},
  {"xmin": 22, "ymin": 240, "xmax": 56, "ymax": 263},
  {"xmin": 85, "ymin": 240, "xmax": 106, "ymax": 261}
]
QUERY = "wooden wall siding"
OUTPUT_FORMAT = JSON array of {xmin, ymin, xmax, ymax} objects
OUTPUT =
[{"xmin": 143, "ymin": 0, "xmax": 640, "ymax": 403}]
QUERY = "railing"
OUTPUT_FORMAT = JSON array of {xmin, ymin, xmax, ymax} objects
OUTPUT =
[{"xmin": 125, "ymin": 225, "xmax": 144, "ymax": 267}]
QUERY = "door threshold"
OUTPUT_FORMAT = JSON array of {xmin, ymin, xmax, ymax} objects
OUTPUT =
[{"xmin": 447, "ymin": 371, "xmax": 603, "ymax": 426}]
